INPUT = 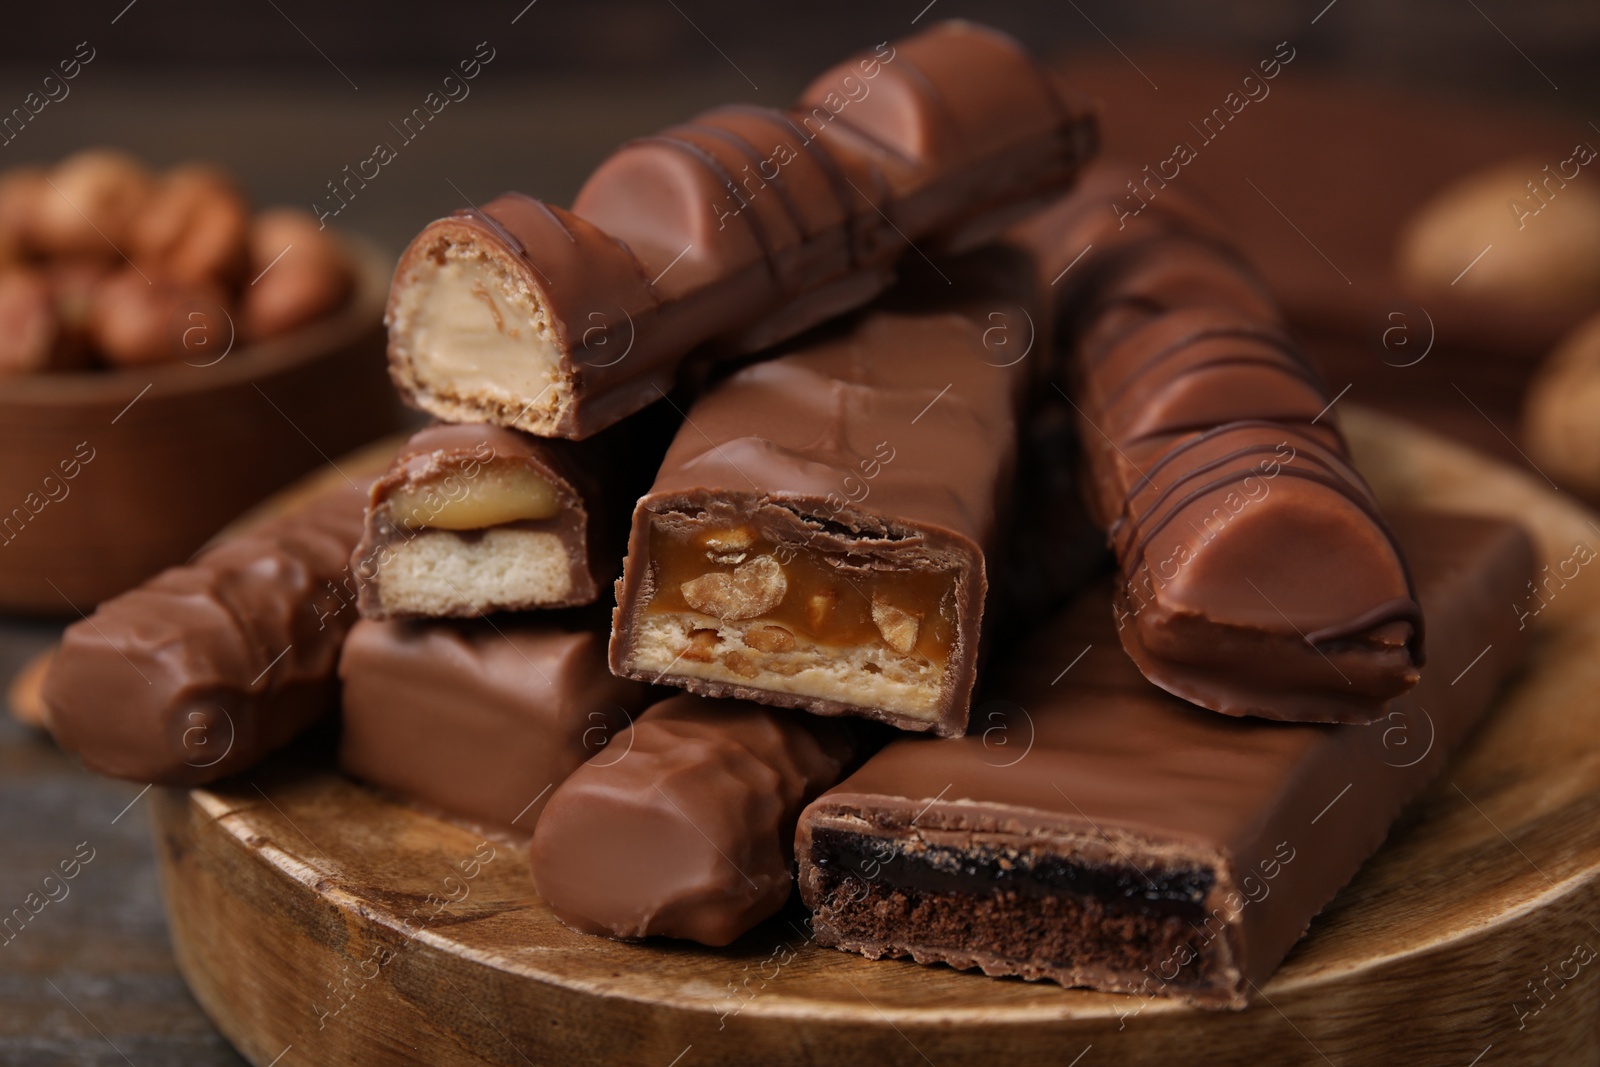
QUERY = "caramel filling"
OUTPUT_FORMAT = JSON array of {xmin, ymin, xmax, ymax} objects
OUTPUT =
[
  {"xmin": 388, "ymin": 462, "xmax": 561, "ymax": 531},
  {"xmin": 633, "ymin": 521, "xmax": 959, "ymax": 719}
]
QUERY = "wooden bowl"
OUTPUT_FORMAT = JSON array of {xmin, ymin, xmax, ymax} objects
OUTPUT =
[
  {"xmin": 0, "ymin": 239, "xmax": 399, "ymax": 615},
  {"xmin": 138, "ymin": 409, "xmax": 1600, "ymax": 1066}
]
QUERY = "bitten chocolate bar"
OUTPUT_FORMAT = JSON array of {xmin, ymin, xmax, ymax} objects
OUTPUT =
[
  {"xmin": 42, "ymin": 485, "xmax": 367, "ymax": 785},
  {"xmin": 530, "ymin": 693, "xmax": 860, "ymax": 946},
  {"xmin": 608, "ymin": 310, "xmax": 1029, "ymax": 737},
  {"xmin": 351, "ymin": 416, "xmax": 670, "ymax": 618},
  {"xmin": 338, "ymin": 618, "xmax": 655, "ymax": 832},
  {"xmin": 796, "ymin": 511, "xmax": 1533, "ymax": 1009},
  {"xmin": 385, "ymin": 21, "xmax": 1097, "ymax": 439},
  {"xmin": 1035, "ymin": 165, "xmax": 1423, "ymax": 722}
]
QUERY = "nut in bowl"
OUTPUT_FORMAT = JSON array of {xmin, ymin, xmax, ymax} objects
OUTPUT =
[{"xmin": 0, "ymin": 149, "xmax": 397, "ymax": 615}]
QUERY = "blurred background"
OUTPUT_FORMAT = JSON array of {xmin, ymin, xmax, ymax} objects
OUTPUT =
[
  {"xmin": 1, "ymin": 0, "xmax": 1597, "ymax": 253},
  {"xmin": 2, "ymin": 2, "xmax": 1597, "ymax": 1063}
]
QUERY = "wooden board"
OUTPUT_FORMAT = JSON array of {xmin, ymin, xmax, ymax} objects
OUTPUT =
[{"xmin": 144, "ymin": 408, "xmax": 1600, "ymax": 1067}]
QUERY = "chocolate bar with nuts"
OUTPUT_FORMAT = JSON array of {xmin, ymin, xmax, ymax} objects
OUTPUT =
[
  {"xmin": 385, "ymin": 21, "xmax": 1097, "ymax": 439},
  {"xmin": 351, "ymin": 415, "xmax": 672, "ymax": 618},
  {"xmin": 338, "ymin": 617, "xmax": 656, "ymax": 832},
  {"xmin": 1033, "ymin": 164, "xmax": 1424, "ymax": 722},
  {"xmin": 608, "ymin": 309, "xmax": 1031, "ymax": 738},
  {"xmin": 530, "ymin": 692, "xmax": 862, "ymax": 945},
  {"xmin": 41, "ymin": 484, "xmax": 367, "ymax": 784},
  {"xmin": 796, "ymin": 510, "xmax": 1533, "ymax": 1008}
]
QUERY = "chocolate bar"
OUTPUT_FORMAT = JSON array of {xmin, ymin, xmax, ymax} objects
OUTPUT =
[
  {"xmin": 1033, "ymin": 165, "xmax": 1422, "ymax": 722},
  {"xmin": 350, "ymin": 415, "xmax": 671, "ymax": 618},
  {"xmin": 42, "ymin": 485, "xmax": 368, "ymax": 785},
  {"xmin": 530, "ymin": 693, "xmax": 860, "ymax": 946},
  {"xmin": 608, "ymin": 309, "xmax": 1030, "ymax": 738},
  {"xmin": 385, "ymin": 21, "xmax": 1097, "ymax": 439},
  {"xmin": 338, "ymin": 617, "xmax": 655, "ymax": 832},
  {"xmin": 796, "ymin": 510, "xmax": 1534, "ymax": 1008}
]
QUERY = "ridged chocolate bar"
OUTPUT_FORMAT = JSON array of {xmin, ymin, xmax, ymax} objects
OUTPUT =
[
  {"xmin": 796, "ymin": 510, "xmax": 1533, "ymax": 1008},
  {"xmin": 1030, "ymin": 164, "xmax": 1423, "ymax": 722},
  {"xmin": 530, "ymin": 692, "xmax": 861, "ymax": 946},
  {"xmin": 42, "ymin": 484, "xmax": 368, "ymax": 784},
  {"xmin": 338, "ymin": 617, "xmax": 655, "ymax": 832},
  {"xmin": 385, "ymin": 21, "xmax": 1097, "ymax": 439}
]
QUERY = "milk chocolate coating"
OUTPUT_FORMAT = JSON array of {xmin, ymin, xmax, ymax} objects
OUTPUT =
[
  {"xmin": 530, "ymin": 693, "xmax": 860, "ymax": 946},
  {"xmin": 796, "ymin": 510, "xmax": 1534, "ymax": 1009},
  {"xmin": 338, "ymin": 618, "xmax": 655, "ymax": 832},
  {"xmin": 386, "ymin": 20, "xmax": 1097, "ymax": 439},
  {"xmin": 41, "ymin": 485, "xmax": 368, "ymax": 785},
  {"xmin": 1024, "ymin": 164, "xmax": 1423, "ymax": 722},
  {"xmin": 609, "ymin": 310, "xmax": 1030, "ymax": 737},
  {"xmin": 352, "ymin": 413, "xmax": 673, "ymax": 618}
]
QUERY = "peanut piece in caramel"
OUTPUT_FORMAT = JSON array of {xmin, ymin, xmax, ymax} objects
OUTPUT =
[
  {"xmin": 870, "ymin": 597, "xmax": 921, "ymax": 655},
  {"xmin": 680, "ymin": 556, "xmax": 787, "ymax": 620}
]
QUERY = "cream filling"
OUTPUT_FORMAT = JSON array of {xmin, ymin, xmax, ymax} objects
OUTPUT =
[
  {"xmin": 391, "ymin": 249, "xmax": 568, "ymax": 431},
  {"xmin": 626, "ymin": 613, "xmax": 944, "ymax": 722}
]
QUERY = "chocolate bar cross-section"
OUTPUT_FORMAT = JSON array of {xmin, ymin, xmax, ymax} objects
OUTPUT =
[
  {"xmin": 796, "ymin": 510, "xmax": 1533, "ymax": 1008},
  {"xmin": 609, "ymin": 309, "xmax": 1030, "ymax": 738}
]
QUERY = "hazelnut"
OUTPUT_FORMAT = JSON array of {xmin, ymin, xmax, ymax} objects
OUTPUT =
[
  {"xmin": 0, "ymin": 269, "xmax": 59, "ymax": 376},
  {"xmin": 240, "ymin": 209, "xmax": 356, "ymax": 342},
  {"xmin": 744, "ymin": 624, "xmax": 797, "ymax": 653},
  {"xmin": 42, "ymin": 261, "xmax": 107, "ymax": 371},
  {"xmin": 680, "ymin": 555, "xmax": 787, "ymax": 620},
  {"xmin": 0, "ymin": 168, "xmax": 46, "ymax": 263},
  {"xmin": 130, "ymin": 165, "xmax": 251, "ymax": 287},
  {"xmin": 1525, "ymin": 312, "xmax": 1600, "ymax": 498},
  {"xmin": 721, "ymin": 650, "xmax": 761, "ymax": 679},
  {"xmin": 870, "ymin": 596, "xmax": 921, "ymax": 654},
  {"xmin": 1396, "ymin": 159, "xmax": 1600, "ymax": 314},
  {"xmin": 32, "ymin": 150, "xmax": 155, "ymax": 258},
  {"xmin": 89, "ymin": 269, "xmax": 232, "ymax": 367}
]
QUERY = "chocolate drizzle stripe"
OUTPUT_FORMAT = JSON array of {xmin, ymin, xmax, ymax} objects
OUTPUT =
[
  {"xmin": 1093, "ymin": 325, "xmax": 1316, "ymax": 411},
  {"xmin": 639, "ymin": 133, "xmax": 788, "ymax": 292},
  {"xmin": 1123, "ymin": 417, "xmax": 1348, "ymax": 454},
  {"xmin": 765, "ymin": 106, "xmax": 872, "ymax": 267},
  {"xmin": 1124, "ymin": 464, "xmax": 1423, "ymax": 658},
  {"xmin": 1119, "ymin": 420, "xmax": 1354, "ymax": 499},
  {"xmin": 531, "ymin": 199, "xmax": 578, "ymax": 244},
  {"xmin": 1098, "ymin": 352, "xmax": 1326, "ymax": 418},
  {"xmin": 460, "ymin": 205, "xmax": 528, "ymax": 259},
  {"xmin": 1304, "ymin": 597, "xmax": 1425, "ymax": 646},
  {"xmin": 1110, "ymin": 441, "xmax": 1331, "ymax": 550},
  {"xmin": 692, "ymin": 119, "xmax": 815, "ymax": 242}
]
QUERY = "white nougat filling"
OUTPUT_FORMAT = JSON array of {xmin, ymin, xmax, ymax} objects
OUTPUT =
[
  {"xmin": 378, "ymin": 528, "xmax": 573, "ymax": 615},
  {"xmin": 391, "ymin": 248, "xmax": 568, "ymax": 429}
]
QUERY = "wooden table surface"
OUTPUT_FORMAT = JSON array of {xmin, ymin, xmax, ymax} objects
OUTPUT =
[{"xmin": 0, "ymin": 51, "xmax": 1589, "ymax": 1064}]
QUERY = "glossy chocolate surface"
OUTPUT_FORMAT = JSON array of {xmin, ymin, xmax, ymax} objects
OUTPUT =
[
  {"xmin": 41, "ymin": 484, "xmax": 368, "ymax": 784},
  {"xmin": 338, "ymin": 617, "xmax": 655, "ymax": 832},
  {"xmin": 1024, "ymin": 163, "xmax": 1424, "ymax": 721},
  {"xmin": 530, "ymin": 692, "xmax": 860, "ymax": 946},
  {"xmin": 387, "ymin": 21, "xmax": 1097, "ymax": 439},
  {"xmin": 796, "ymin": 510, "xmax": 1534, "ymax": 1008}
]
